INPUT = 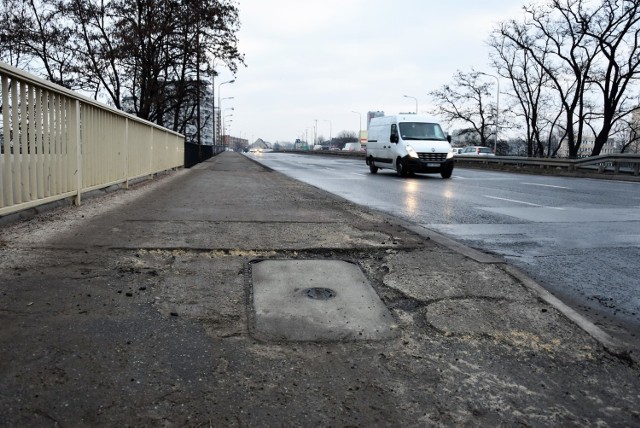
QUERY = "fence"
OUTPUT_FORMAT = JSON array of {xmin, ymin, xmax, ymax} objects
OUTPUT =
[
  {"xmin": 0, "ymin": 61, "xmax": 184, "ymax": 217},
  {"xmin": 453, "ymin": 153, "xmax": 640, "ymax": 176}
]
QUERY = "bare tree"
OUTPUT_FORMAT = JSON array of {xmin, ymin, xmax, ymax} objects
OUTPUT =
[
  {"xmin": 333, "ymin": 130, "xmax": 357, "ymax": 148},
  {"xmin": 495, "ymin": 0, "xmax": 640, "ymax": 158},
  {"xmin": 584, "ymin": 0, "xmax": 640, "ymax": 155},
  {"xmin": 0, "ymin": 0, "xmax": 77, "ymax": 87},
  {"xmin": 0, "ymin": 0, "xmax": 244, "ymax": 138},
  {"xmin": 615, "ymin": 107, "xmax": 640, "ymax": 153},
  {"xmin": 490, "ymin": 27, "xmax": 559, "ymax": 157},
  {"xmin": 429, "ymin": 70, "xmax": 496, "ymax": 147},
  {"xmin": 497, "ymin": 1, "xmax": 601, "ymax": 158},
  {"xmin": 0, "ymin": 0, "xmax": 31, "ymax": 68}
]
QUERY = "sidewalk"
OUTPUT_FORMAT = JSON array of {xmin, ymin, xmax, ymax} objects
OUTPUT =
[{"xmin": 1, "ymin": 152, "xmax": 638, "ymax": 426}]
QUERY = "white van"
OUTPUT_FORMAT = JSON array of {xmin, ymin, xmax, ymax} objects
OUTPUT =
[{"xmin": 366, "ymin": 114, "xmax": 454, "ymax": 178}]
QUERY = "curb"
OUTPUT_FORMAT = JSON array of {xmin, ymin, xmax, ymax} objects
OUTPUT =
[{"xmin": 391, "ymin": 218, "xmax": 637, "ymax": 365}]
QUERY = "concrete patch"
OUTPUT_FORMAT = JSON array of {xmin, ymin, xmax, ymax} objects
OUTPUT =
[{"xmin": 250, "ymin": 260, "xmax": 398, "ymax": 341}]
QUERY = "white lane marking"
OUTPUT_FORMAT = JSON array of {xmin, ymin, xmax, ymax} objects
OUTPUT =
[
  {"xmin": 352, "ymin": 173, "xmax": 367, "ymax": 177},
  {"xmin": 483, "ymin": 195, "xmax": 542, "ymax": 206},
  {"xmin": 522, "ymin": 182, "xmax": 571, "ymax": 189},
  {"xmin": 482, "ymin": 195, "xmax": 565, "ymax": 209}
]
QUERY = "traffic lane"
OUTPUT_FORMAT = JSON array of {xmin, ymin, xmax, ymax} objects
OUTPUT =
[
  {"xmin": 252, "ymin": 153, "xmax": 640, "ymax": 232},
  {"xmin": 253, "ymin": 153, "xmax": 640, "ymax": 215},
  {"xmin": 250, "ymin": 154, "xmax": 527, "ymax": 226}
]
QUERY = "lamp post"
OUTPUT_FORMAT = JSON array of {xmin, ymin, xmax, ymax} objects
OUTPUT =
[
  {"xmin": 351, "ymin": 111, "xmax": 362, "ymax": 144},
  {"xmin": 324, "ymin": 119, "xmax": 332, "ymax": 149},
  {"xmin": 478, "ymin": 71, "xmax": 499, "ymax": 153},
  {"xmin": 216, "ymin": 79, "xmax": 235, "ymax": 147},
  {"xmin": 223, "ymin": 107, "xmax": 234, "ymax": 144},
  {"xmin": 223, "ymin": 113, "xmax": 233, "ymax": 147},
  {"xmin": 305, "ymin": 126, "xmax": 314, "ymax": 149},
  {"xmin": 403, "ymin": 94, "xmax": 418, "ymax": 114}
]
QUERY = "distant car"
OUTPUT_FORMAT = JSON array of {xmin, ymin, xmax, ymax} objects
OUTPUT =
[
  {"xmin": 451, "ymin": 147, "xmax": 464, "ymax": 155},
  {"xmin": 457, "ymin": 146, "xmax": 495, "ymax": 156}
]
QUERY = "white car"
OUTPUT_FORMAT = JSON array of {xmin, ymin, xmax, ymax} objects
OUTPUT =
[{"xmin": 457, "ymin": 146, "xmax": 495, "ymax": 156}]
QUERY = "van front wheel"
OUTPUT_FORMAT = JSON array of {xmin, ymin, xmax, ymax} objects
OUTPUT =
[
  {"xmin": 396, "ymin": 158, "xmax": 408, "ymax": 177},
  {"xmin": 368, "ymin": 158, "xmax": 378, "ymax": 174},
  {"xmin": 440, "ymin": 166, "xmax": 453, "ymax": 179}
]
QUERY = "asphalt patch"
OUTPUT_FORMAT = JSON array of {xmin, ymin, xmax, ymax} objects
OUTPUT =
[{"xmin": 249, "ymin": 259, "xmax": 398, "ymax": 341}]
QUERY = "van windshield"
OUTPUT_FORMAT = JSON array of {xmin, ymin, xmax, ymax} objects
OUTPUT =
[{"xmin": 399, "ymin": 122, "xmax": 446, "ymax": 141}]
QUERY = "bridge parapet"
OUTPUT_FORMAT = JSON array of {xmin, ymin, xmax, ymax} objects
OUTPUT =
[{"xmin": 0, "ymin": 61, "xmax": 184, "ymax": 217}]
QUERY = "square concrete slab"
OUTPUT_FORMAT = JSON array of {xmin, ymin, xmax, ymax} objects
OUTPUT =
[{"xmin": 251, "ymin": 260, "xmax": 398, "ymax": 341}]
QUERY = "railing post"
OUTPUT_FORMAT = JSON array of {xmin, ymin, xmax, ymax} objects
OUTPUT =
[
  {"xmin": 124, "ymin": 117, "xmax": 130, "ymax": 189},
  {"xmin": 1, "ymin": 74, "xmax": 11, "ymax": 207},
  {"xmin": 11, "ymin": 78, "xmax": 21, "ymax": 204},
  {"xmin": 73, "ymin": 100, "xmax": 82, "ymax": 205}
]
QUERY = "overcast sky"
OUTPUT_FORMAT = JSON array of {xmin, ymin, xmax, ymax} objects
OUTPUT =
[{"xmin": 215, "ymin": 0, "xmax": 533, "ymax": 144}]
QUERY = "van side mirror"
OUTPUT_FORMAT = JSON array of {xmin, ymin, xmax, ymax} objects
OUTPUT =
[
  {"xmin": 447, "ymin": 135, "xmax": 451, "ymax": 143},
  {"xmin": 390, "ymin": 124, "xmax": 399, "ymax": 143}
]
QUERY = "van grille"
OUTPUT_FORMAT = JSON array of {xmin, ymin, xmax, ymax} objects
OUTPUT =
[{"xmin": 418, "ymin": 153, "xmax": 447, "ymax": 162}]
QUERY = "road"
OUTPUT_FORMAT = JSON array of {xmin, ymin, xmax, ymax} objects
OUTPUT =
[{"xmin": 247, "ymin": 152, "xmax": 640, "ymax": 350}]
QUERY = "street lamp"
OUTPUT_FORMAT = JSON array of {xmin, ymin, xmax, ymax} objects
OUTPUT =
[
  {"xmin": 478, "ymin": 71, "xmax": 499, "ymax": 153},
  {"xmin": 351, "ymin": 111, "xmax": 362, "ymax": 144},
  {"xmin": 403, "ymin": 94, "xmax": 418, "ymax": 114},
  {"xmin": 324, "ymin": 119, "xmax": 332, "ymax": 149},
  {"xmin": 223, "ymin": 113, "xmax": 233, "ymax": 147},
  {"xmin": 216, "ymin": 79, "xmax": 235, "ymax": 146}
]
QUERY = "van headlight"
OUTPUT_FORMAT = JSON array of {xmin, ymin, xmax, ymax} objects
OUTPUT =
[
  {"xmin": 447, "ymin": 149, "xmax": 454, "ymax": 159},
  {"xmin": 406, "ymin": 145, "xmax": 419, "ymax": 158}
]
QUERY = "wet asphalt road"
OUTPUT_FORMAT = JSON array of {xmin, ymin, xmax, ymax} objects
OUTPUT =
[{"xmin": 247, "ymin": 152, "xmax": 640, "ymax": 349}]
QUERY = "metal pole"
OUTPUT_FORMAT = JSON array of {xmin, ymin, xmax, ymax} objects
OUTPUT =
[
  {"xmin": 478, "ymin": 72, "xmax": 499, "ymax": 153},
  {"xmin": 211, "ymin": 71, "xmax": 216, "ymax": 147},
  {"xmin": 324, "ymin": 120, "xmax": 332, "ymax": 148},
  {"xmin": 217, "ymin": 79, "xmax": 235, "ymax": 147},
  {"xmin": 495, "ymin": 78, "xmax": 500, "ymax": 153},
  {"xmin": 403, "ymin": 95, "xmax": 418, "ymax": 114}
]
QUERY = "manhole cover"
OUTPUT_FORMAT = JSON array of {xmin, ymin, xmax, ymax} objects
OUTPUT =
[
  {"xmin": 250, "ymin": 259, "xmax": 398, "ymax": 341},
  {"xmin": 303, "ymin": 287, "xmax": 336, "ymax": 300}
]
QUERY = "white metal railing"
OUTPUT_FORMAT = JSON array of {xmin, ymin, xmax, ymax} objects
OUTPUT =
[
  {"xmin": 454, "ymin": 153, "xmax": 640, "ymax": 176},
  {"xmin": 0, "ymin": 61, "xmax": 184, "ymax": 217}
]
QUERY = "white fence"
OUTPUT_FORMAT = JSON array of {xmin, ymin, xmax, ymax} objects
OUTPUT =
[{"xmin": 0, "ymin": 61, "xmax": 184, "ymax": 217}]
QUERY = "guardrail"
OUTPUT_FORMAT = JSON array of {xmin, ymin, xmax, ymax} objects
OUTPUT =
[
  {"xmin": 453, "ymin": 153, "xmax": 640, "ymax": 176},
  {"xmin": 1, "ymin": 61, "xmax": 184, "ymax": 217},
  {"xmin": 278, "ymin": 149, "xmax": 640, "ymax": 179}
]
